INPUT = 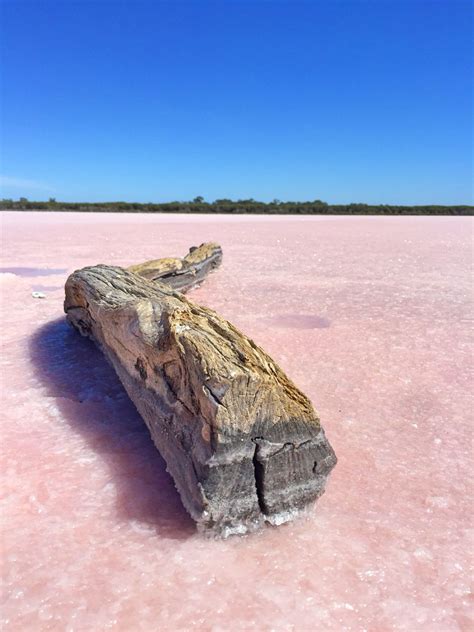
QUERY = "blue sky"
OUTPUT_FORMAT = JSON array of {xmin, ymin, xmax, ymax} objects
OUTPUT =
[{"xmin": 1, "ymin": 0, "xmax": 472, "ymax": 204}]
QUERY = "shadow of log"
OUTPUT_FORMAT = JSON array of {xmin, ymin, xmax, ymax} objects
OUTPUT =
[{"xmin": 29, "ymin": 318, "xmax": 195, "ymax": 541}]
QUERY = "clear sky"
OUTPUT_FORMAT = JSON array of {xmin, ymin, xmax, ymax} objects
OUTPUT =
[{"xmin": 0, "ymin": 0, "xmax": 472, "ymax": 204}]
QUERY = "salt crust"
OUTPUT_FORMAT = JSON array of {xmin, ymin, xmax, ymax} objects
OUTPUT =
[{"xmin": 1, "ymin": 213, "xmax": 472, "ymax": 631}]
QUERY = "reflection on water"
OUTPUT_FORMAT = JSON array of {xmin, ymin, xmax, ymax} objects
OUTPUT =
[{"xmin": 0, "ymin": 267, "xmax": 68, "ymax": 277}]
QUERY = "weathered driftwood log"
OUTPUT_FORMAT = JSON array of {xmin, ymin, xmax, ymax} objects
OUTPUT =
[
  {"xmin": 128, "ymin": 242, "xmax": 222, "ymax": 293},
  {"xmin": 64, "ymin": 265, "xmax": 337, "ymax": 537}
]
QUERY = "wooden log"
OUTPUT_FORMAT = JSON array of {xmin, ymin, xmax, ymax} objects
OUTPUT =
[
  {"xmin": 128, "ymin": 242, "xmax": 222, "ymax": 293},
  {"xmin": 64, "ymin": 264, "xmax": 337, "ymax": 537}
]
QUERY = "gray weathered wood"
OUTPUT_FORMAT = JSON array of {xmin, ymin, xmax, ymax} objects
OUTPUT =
[
  {"xmin": 128, "ymin": 242, "xmax": 222, "ymax": 293},
  {"xmin": 64, "ymin": 264, "xmax": 337, "ymax": 536}
]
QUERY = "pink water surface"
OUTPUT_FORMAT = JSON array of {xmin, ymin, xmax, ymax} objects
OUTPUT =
[{"xmin": 1, "ymin": 212, "xmax": 472, "ymax": 631}]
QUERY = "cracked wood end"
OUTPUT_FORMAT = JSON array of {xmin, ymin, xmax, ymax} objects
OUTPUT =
[
  {"xmin": 64, "ymin": 264, "xmax": 337, "ymax": 537},
  {"xmin": 128, "ymin": 242, "xmax": 222, "ymax": 293}
]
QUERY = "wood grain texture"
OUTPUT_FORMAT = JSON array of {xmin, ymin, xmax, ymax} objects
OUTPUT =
[
  {"xmin": 64, "ymin": 264, "xmax": 337, "ymax": 536},
  {"xmin": 128, "ymin": 242, "xmax": 222, "ymax": 293}
]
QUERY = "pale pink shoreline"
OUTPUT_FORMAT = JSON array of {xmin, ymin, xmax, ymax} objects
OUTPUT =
[
  {"xmin": 3, "ymin": 210, "xmax": 346, "ymax": 226},
  {"xmin": 2, "ymin": 209, "xmax": 465, "ymax": 224},
  {"xmin": 1, "ymin": 212, "xmax": 473, "ymax": 631}
]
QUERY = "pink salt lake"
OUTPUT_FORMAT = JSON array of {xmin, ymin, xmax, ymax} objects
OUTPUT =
[{"xmin": 1, "ymin": 212, "xmax": 472, "ymax": 631}]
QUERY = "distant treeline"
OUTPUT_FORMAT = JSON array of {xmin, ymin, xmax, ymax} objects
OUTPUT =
[{"xmin": 1, "ymin": 197, "xmax": 472, "ymax": 215}]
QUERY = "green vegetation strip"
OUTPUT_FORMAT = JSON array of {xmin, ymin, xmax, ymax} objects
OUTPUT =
[{"xmin": 2, "ymin": 198, "xmax": 472, "ymax": 215}]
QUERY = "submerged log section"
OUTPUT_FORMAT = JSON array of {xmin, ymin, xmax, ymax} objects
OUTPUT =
[{"xmin": 64, "ymin": 246, "xmax": 337, "ymax": 536}]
